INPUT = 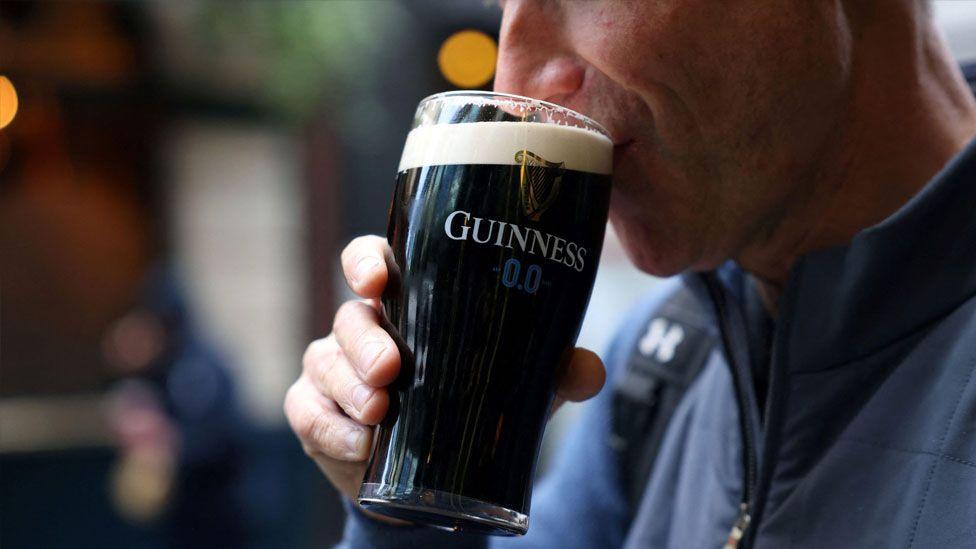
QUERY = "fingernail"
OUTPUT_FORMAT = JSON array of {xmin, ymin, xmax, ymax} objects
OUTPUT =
[
  {"xmin": 355, "ymin": 256, "xmax": 381, "ymax": 284},
  {"xmin": 345, "ymin": 428, "xmax": 364, "ymax": 454},
  {"xmin": 352, "ymin": 384, "xmax": 373, "ymax": 412},
  {"xmin": 359, "ymin": 341, "xmax": 386, "ymax": 373}
]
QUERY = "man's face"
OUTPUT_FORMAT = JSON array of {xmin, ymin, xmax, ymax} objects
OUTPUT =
[{"xmin": 495, "ymin": 0, "xmax": 852, "ymax": 276}]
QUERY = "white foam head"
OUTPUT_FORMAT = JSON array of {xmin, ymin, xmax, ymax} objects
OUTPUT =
[{"xmin": 398, "ymin": 121, "xmax": 612, "ymax": 175}]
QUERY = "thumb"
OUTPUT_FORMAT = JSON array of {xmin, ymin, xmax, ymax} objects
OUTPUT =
[{"xmin": 553, "ymin": 347, "xmax": 606, "ymax": 412}]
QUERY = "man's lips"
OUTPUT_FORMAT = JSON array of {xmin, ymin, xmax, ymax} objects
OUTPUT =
[
  {"xmin": 613, "ymin": 139, "xmax": 634, "ymax": 159},
  {"xmin": 609, "ymin": 129, "xmax": 633, "ymax": 148}
]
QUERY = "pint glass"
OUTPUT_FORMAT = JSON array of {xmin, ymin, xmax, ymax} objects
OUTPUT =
[{"xmin": 358, "ymin": 91, "xmax": 613, "ymax": 536}]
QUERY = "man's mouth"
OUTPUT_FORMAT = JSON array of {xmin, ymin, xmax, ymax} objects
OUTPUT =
[{"xmin": 613, "ymin": 139, "xmax": 634, "ymax": 156}]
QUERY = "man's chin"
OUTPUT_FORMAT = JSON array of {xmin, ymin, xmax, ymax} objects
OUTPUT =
[
  {"xmin": 629, "ymin": 255, "xmax": 690, "ymax": 278},
  {"xmin": 614, "ymin": 229, "xmax": 690, "ymax": 278},
  {"xmin": 610, "ymin": 218, "xmax": 728, "ymax": 278}
]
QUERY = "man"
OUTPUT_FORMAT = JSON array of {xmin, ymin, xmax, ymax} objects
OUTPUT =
[{"xmin": 285, "ymin": 0, "xmax": 976, "ymax": 547}]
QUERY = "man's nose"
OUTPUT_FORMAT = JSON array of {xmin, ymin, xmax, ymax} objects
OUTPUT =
[{"xmin": 493, "ymin": 0, "xmax": 584, "ymax": 103}]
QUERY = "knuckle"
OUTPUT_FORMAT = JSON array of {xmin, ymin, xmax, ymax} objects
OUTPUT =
[
  {"xmin": 286, "ymin": 392, "xmax": 318, "ymax": 443},
  {"xmin": 355, "ymin": 234, "xmax": 382, "ymax": 249},
  {"xmin": 306, "ymin": 344, "xmax": 341, "ymax": 382},
  {"xmin": 318, "ymin": 418, "xmax": 351, "ymax": 457},
  {"xmin": 348, "ymin": 234, "xmax": 372, "ymax": 249},
  {"xmin": 284, "ymin": 388, "xmax": 331, "ymax": 447},
  {"xmin": 340, "ymin": 236, "xmax": 364, "ymax": 263},
  {"xmin": 351, "ymin": 321, "xmax": 374, "ymax": 349},
  {"xmin": 335, "ymin": 303, "xmax": 381, "ymax": 355},
  {"xmin": 302, "ymin": 337, "xmax": 333, "ymax": 369},
  {"xmin": 336, "ymin": 377, "xmax": 356, "ymax": 408},
  {"xmin": 332, "ymin": 301, "xmax": 357, "ymax": 334},
  {"xmin": 318, "ymin": 350, "xmax": 344, "ymax": 390},
  {"xmin": 299, "ymin": 407, "xmax": 332, "ymax": 446},
  {"xmin": 283, "ymin": 383, "xmax": 300, "ymax": 419},
  {"xmin": 305, "ymin": 346, "xmax": 343, "ymax": 389},
  {"xmin": 325, "ymin": 368, "xmax": 350, "ymax": 406},
  {"xmin": 342, "ymin": 236, "xmax": 376, "ymax": 266}
]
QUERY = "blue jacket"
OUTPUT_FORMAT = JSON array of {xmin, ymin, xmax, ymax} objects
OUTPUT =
[{"xmin": 341, "ymin": 138, "xmax": 976, "ymax": 548}]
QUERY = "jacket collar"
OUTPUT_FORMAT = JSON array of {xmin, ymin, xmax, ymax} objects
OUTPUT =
[{"xmin": 713, "ymin": 137, "xmax": 976, "ymax": 373}]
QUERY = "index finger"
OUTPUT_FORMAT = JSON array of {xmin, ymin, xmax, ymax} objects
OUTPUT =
[{"xmin": 340, "ymin": 235, "xmax": 391, "ymax": 298}]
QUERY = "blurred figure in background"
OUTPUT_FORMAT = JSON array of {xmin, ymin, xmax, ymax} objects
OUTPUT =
[{"xmin": 1, "ymin": 3, "xmax": 255, "ymax": 546}]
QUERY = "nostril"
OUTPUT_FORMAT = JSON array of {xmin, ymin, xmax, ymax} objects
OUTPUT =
[
  {"xmin": 535, "ymin": 57, "xmax": 585, "ymax": 102},
  {"xmin": 495, "ymin": 56, "xmax": 585, "ymax": 104}
]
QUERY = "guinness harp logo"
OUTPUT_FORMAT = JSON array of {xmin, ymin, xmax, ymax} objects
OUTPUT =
[{"xmin": 515, "ymin": 150, "xmax": 564, "ymax": 221}]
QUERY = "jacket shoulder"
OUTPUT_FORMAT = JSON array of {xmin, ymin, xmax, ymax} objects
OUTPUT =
[
  {"xmin": 602, "ymin": 278, "xmax": 715, "ymax": 380},
  {"xmin": 602, "ymin": 279, "xmax": 684, "ymax": 375}
]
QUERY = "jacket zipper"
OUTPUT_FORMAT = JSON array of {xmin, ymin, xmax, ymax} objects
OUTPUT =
[
  {"xmin": 724, "ymin": 503, "xmax": 752, "ymax": 549},
  {"xmin": 701, "ymin": 273, "xmax": 759, "ymax": 548}
]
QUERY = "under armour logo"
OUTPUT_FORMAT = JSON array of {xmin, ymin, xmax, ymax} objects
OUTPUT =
[{"xmin": 639, "ymin": 318, "xmax": 685, "ymax": 363}]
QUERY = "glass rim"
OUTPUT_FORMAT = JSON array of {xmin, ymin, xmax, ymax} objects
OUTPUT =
[{"xmin": 417, "ymin": 90, "xmax": 611, "ymax": 140}]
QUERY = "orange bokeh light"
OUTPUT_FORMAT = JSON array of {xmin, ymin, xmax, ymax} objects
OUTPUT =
[
  {"xmin": 438, "ymin": 30, "xmax": 497, "ymax": 89},
  {"xmin": 0, "ymin": 76, "xmax": 18, "ymax": 130}
]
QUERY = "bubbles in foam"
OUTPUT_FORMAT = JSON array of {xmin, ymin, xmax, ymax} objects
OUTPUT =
[{"xmin": 398, "ymin": 121, "xmax": 613, "ymax": 175}]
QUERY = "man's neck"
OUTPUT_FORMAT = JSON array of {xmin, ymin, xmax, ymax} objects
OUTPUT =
[{"xmin": 737, "ymin": 11, "xmax": 976, "ymax": 312}]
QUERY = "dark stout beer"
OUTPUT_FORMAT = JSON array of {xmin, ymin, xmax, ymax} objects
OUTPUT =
[{"xmin": 359, "ymin": 93, "xmax": 612, "ymax": 536}]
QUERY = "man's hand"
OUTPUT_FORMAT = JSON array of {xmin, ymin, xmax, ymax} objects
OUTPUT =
[{"xmin": 284, "ymin": 235, "xmax": 607, "ymax": 502}]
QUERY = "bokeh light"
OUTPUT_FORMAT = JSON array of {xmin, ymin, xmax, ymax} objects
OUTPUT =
[
  {"xmin": 437, "ymin": 30, "xmax": 497, "ymax": 89},
  {"xmin": 0, "ymin": 76, "xmax": 18, "ymax": 130}
]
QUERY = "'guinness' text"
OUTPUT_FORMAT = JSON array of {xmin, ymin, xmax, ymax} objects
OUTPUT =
[{"xmin": 444, "ymin": 210, "xmax": 587, "ymax": 272}]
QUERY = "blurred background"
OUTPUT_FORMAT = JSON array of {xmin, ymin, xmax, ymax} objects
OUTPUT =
[{"xmin": 1, "ymin": 2, "xmax": 974, "ymax": 548}]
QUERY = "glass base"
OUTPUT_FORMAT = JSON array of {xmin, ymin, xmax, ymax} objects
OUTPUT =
[{"xmin": 358, "ymin": 483, "xmax": 528, "ymax": 536}]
